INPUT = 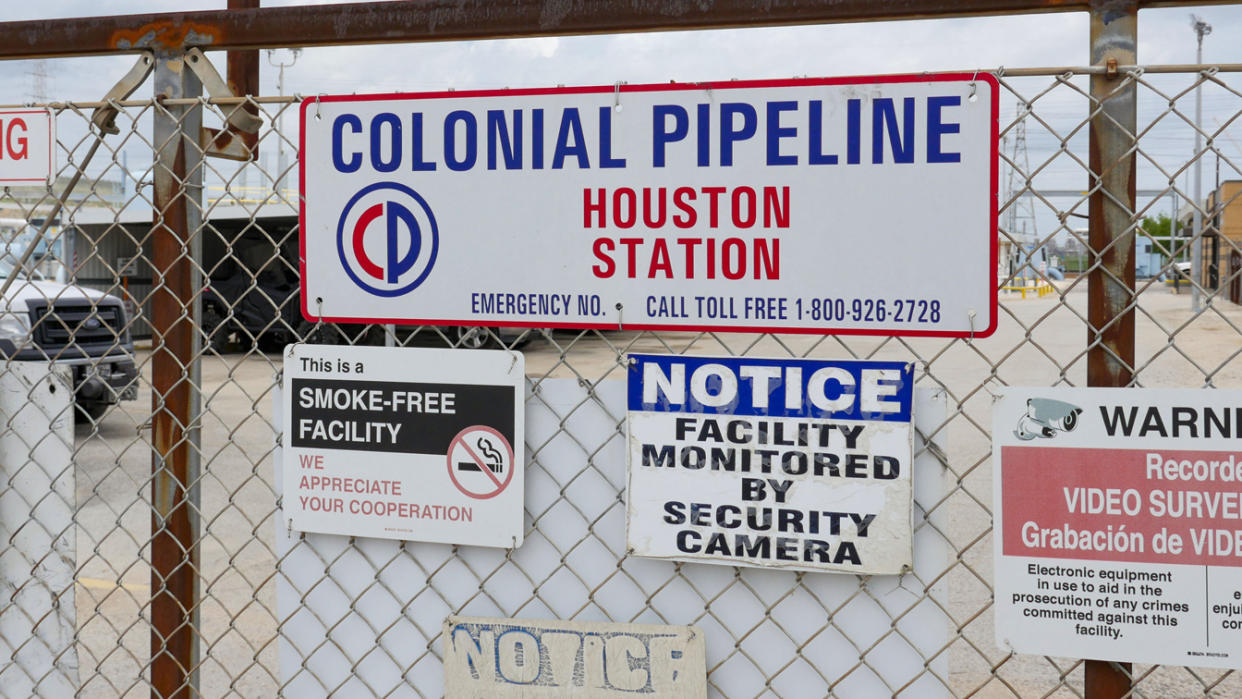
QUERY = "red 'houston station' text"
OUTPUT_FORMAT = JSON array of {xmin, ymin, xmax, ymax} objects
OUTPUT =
[{"xmin": 587, "ymin": 185, "xmax": 786, "ymax": 280}]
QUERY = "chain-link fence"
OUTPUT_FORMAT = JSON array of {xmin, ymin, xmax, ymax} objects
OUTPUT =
[{"xmin": 3, "ymin": 57, "xmax": 1242, "ymax": 698}]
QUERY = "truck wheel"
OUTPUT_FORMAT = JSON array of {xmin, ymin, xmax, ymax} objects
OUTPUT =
[
  {"xmin": 455, "ymin": 326, "xmax": 492, "ymax": 349},
  {"xmin": 202, "ymin": 304, "xmax": 232, "ymax": 354},
  {"xmin": 258, "ymin": 331, "xmax": 292, "ymax": 353},
  {"xmin": 296, "ymin": 321, "xmax": 345, "ymax": 345},
  {"xmin": 499, "ymin": 329, "xmax": 534, "ymax": 351}
]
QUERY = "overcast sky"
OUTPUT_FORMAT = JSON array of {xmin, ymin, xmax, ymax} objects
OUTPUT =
[
  {"xmin": 1, "ymin": 2, "xmax": 1239, "ymax": 100},
  {"xmin": 2, "ymin": 2, "xmax": 1241, "ymax": 238}
]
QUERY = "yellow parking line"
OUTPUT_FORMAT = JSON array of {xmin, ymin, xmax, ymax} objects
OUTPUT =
[{"xmin": 77, "ymin": 577, "xmax": 149, "ymax": 592}]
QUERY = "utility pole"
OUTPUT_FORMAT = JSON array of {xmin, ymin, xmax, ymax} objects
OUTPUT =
[
  {"xmin": 1171, "ymin": 190, "xmax": 1179, "ymax": 280},
  {"xmin": 1191, "ymin": 14, "xmax": 1211, "ymax": 311},
  {"xmin": 267, "ymin": 48, "xmax": 301, "ymax": 196}
]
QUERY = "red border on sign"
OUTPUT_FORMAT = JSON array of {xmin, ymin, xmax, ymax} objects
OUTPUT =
[
  {"xmin": 299, "ymin": 73, "xmax": 1000, "ymax": 339},
  {"xmin": 0, "ymin": 110, "xmax": 54, "ymax": 184},
  {"xmin": 446, "ymin": 425, "xmax": 515, "ymax": 500}
]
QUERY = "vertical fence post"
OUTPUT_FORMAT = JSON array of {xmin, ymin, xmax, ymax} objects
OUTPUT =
[
  {"xmin": 227, "ymin": 0, "xmax": 261, "ymax": 99},
  {"xmin": 1087, "ymin": 0, "xmax": 1137, "ymax": 697},
  {"xmin": 150, "ymin": 49, "xmax": 204, "ymax": 699},
  {"xmin": 227, "ymin": 0, "xmax": 261, "ymax": 142}
]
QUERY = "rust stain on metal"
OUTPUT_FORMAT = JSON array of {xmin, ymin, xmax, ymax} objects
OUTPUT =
[
  {"xmin": 0, "ymin": 0, "xmax": 1131, "ymax": 59},
  {"xmin": 150, "ymin": 105, "xmax": 200, "ymax": 698},
  {"xmin": 1086, "ymin": 5, "xmax": 1138, "ymax": 693},
  {"xmin": 0, "ymin": 1, "xmax": 1232, "ymax": 59},
  {"xmin": 1086, "ymin": 0, "xmax": 1137, "ymax": 393},
  {"xmin": 201, "ymin": 126, "xmax": 257, "ymax": 161},
  {"xmin": 207, "ymin": 128, "xmax": 235, "ymax": 150},
  {"xmin": 1086, "ymin": 661, "xmax": 1135, "ymax": 699},
  {"xmin": 110, "ymin": 20, "xmax": 220, "ymax": 51},
  {"xmin": 1091, "ymin": 0, "xmax": 1138, "ymax": 23},
  {"xmin": 226, "ymin": 0, "xmax": 260, "ymax": 123}
]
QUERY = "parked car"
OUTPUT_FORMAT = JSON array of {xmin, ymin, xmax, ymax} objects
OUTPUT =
[{"xmin": 0, "ymin": 260, "xmax": 138, "ymax": 421}]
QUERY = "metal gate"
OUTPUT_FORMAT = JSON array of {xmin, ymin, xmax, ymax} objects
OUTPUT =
[{"xmin": 1, "ymin": 2, "xmax": 1242, "ymax": 697}]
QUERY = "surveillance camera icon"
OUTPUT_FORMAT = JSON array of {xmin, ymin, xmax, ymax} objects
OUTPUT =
[{"xmin": 1014, "ymin": 398, "xmax": 1083, "ymax": 441}]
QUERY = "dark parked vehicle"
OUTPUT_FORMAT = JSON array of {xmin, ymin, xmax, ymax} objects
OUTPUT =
[
  {"xmin": 452, "ymin": 325, "xmax": 538, "ymax": 349},
  {"xmin": 201, "ymin": 259, "xmax": 304, "ymax": 352},
  {"xmin": 201, "ymin": 259, "xmax": 537, "ymax": 352}
]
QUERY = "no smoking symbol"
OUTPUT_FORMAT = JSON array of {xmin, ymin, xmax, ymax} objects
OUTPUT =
[{"xmin": 447, "ymin": 426, "xmax": 514, "ymax": 500}]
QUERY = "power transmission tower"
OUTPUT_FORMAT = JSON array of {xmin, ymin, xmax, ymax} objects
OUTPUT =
[
  {"xmin": 1003, "ymin": 102, "xmax": 1040, "ymax": 280},
  {"xmin": 1004, "ymin": 102, "xmax": 1039, "ymax": 244},
  {"xmin": 27, "ymin": 60, "xmax": 49, "ymax": 103}
]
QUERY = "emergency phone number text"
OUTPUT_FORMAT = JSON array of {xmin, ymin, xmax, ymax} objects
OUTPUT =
[
  {"xmin": 796, "ymin": 297, "xmax": 942, "ymax": 324},
  {"xmin": 645, "ymin": 294, "xmax": 942, "ymax": 325}
]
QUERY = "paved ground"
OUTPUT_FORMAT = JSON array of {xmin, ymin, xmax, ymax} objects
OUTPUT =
[{"xmin": 66, "ymin": 279, "xmax": 1242, "ymax": 697}]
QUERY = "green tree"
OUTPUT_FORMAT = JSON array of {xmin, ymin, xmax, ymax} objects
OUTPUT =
[
  {"xmin": 1139, "ymin": 213, "xmax": 1189, "ymax": 267},
  {"xmin": 1139, "ymin": 213, "xmax": 1178, "ymax": 238}
]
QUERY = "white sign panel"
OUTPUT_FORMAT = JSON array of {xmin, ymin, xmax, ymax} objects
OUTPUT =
[
  {"xmin": 277, "ymin": 379, "xmax": 953, "ymax": 696},
  {"xmin": 300, "ymin": 75, "xmax": 998, "ymax": 337},
  {"xmin": 994, "ymin": 387, "xmax": 1242, "ymax": 668},
  {"xmin": 282, "ymin": 344, "xmax": 524, "ymax": 548},
  {"xmin": 626, "ymin": 354, "xmax": 915, "ymax": 574},
  {"xmin": 443, "ymin": 615, "xmax": 706, "ymax": 698},
  {"xmin": 0, "ymin": 110, "xmax": 54, "ymax": 184}
]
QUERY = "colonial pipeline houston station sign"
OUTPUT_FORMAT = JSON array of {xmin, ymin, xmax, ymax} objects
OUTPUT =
[{"xmin": 300, "ymin": 75, "xmax": 998, "ymax": 337}]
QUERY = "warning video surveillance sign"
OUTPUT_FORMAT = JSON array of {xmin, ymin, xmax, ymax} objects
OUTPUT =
[
  {"xmin": 995, "ymin": 386, "xmax": 1242, "ymax": 669},
  {"xmin": 282, "ymin": 344, "xmax": 524, "ymax": 548}
]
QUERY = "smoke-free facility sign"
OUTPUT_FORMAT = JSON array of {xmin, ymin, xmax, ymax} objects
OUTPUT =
[
  {"xmin": 626, "ymin": 354, "xmax": 915, "ymax": 575},
  {"xmin": 282, "ymin": 344, "xmax": 524, "ymax": 548},
  {"xmin": 994, "ymin": 387, "xmax": 1242, "ymax": 668},
  {"xmin": 300, "ymin": 75, "xmax": 997, "ymax": 337}
]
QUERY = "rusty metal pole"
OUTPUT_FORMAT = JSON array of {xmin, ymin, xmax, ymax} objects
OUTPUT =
[
  {"xmin": 1, "ymin": 1, "xmax": 1235, "ymax": 61},
  {"xmin": 149, "ymin": 50, "xmax": 203, "ymax": 699},
  {"xmin": 227, "ymin": 0, "xmax": 261, "ymax": 151},
  {"xmin": 226, "ymin": 0, "xmax": 261, "ymax": 183},
  {"xmin": 226, "ymin": 0, "xmax": 260, "ymax": 99},
  {"xmin": 1086, "ymin": 1, "xmax": 1136, "ymax": 696}
]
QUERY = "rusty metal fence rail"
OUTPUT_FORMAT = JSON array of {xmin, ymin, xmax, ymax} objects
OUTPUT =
[{"xmin": 4, "ymin": 48, "xmax": 1242, "ymax": 699}]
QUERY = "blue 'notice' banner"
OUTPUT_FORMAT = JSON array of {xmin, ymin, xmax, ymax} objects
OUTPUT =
[{"xmin": 627, "ymin": 354, "xmax": 913, "ymax": 422}]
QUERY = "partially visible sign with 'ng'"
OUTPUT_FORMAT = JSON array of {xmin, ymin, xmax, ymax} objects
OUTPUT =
[{"xmin": 0, "ymin": 110, "xmax": 54, "ymax": 184}]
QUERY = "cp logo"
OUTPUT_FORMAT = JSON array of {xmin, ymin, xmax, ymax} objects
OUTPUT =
[{"xmin": 336, "ymin": 182, "xmax": 439, "ymax": 296}]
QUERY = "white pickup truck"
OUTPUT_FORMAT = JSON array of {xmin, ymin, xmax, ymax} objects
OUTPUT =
[{"xmin": 0, "ymin": 260, "xmax": 138, "ymax": 421}]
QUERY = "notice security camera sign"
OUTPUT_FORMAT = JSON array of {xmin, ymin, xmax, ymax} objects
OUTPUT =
[
  {"xmin": 281, "ymin": 344, "xmax": 524, "ymax": 548},
  {"xmin": 994, "ymin": 386, "xmax": 1242, "ymax": 669},
  {"xmin": 625, "ymin": 353, "xmax": 915, "ymax": 575}
]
